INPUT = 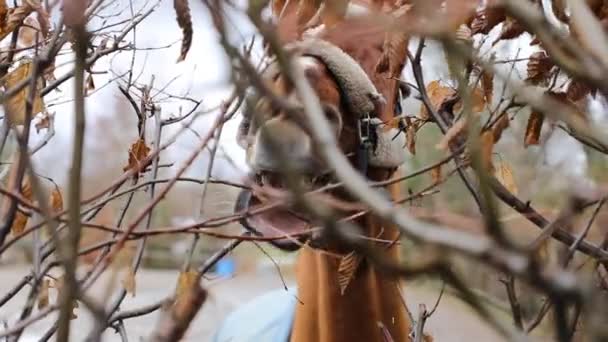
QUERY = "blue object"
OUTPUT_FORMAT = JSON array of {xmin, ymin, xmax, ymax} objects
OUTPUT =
[
  {"xmin": 215, "ymin": 258, "xmax": 236, "ymax": 277},
  {"xmin": 213, "ymin": 287, "xmax": 298, "ymax": 342}
]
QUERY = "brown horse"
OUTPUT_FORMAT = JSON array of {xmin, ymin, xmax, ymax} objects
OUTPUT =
[{"xmin": 221, "ymin": 2, "xmax": 422, "ymax": 341}]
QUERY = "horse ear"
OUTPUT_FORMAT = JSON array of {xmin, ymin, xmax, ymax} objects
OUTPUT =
[{"xmin": 367, "ymin": 119, "xmax": 407, "ymax": 168}]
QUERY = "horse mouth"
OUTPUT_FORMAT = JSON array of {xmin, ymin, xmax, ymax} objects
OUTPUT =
[{"xmin": 235, "ymin": 171, "xmax": 333, "ymax": 251}]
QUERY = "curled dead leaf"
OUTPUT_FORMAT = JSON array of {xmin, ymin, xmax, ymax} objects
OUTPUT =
[
  {"xmin": 453, "ymin": 86, "xmax": 486, "ymax": 114},
  {"xmin": 480, "ymin": 70, "xmax": 494, "ymax": 105},
  {"xmin": 524, "ymin": 111, "xmax": 544, "ymax": 147},
  {"xmin": 174, "ymin": 0, "xmax": 192, "ymax": 62},
  {"xmin": 50, "ymin": 187, "xmax": 63, "ymax": 213},
  {"xmin": 337, "ymin": 251, "xmax": 362, "ymax": 295},
  {"xmin": 123, "ymin": 138, "xmax": 151, "ymax": 175},
  {"xmin": 431, "ymin": 165, "xmax": 442, "ymax": 186},
  {"xmin": 11, "ymin": 177, "xmax": 32, "ymax": 235},
  {"xmin": 566, "ymin": 79, "xmax": 592, "ymax": 102},
  {"xmin": 0, "ymin": 4, "xmax": 35, "ymax": 41},
  {"xmin": 420, "ymin": 80, "xmax": 455, "ymax": 120},
  {"xmin": 526, "ymin": 51, "xmax": 553, "ymax": 85},
  {"xmin": 494, "ymin": 160, "xmax": 518, "ymax": 194},
  {"xmin": 2, "ymin": 61, "xmax": 45, "ymax": 125},
  {"xmin": 495, "ymin": 16, "xmax": 525, "ymax": 42},
  {"xmin": 38, "ymin": 279, "xmax": 50, "ymax": 309},
  {"xmin": 406, "ymin": 125, "xmax": 416, "ymax": 155},
  {"xmin": 480, "ymin": 130, "xmax": 495, "ymax": 171},
  {"xmin": 491, "ymin": 112, "xmax": 510, "ymax": 143},
  {"xmin": 470, "ymin": 5, "xmax": 506, "ymax": 34}
]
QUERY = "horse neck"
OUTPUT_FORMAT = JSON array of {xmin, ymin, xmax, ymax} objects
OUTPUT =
[{"xmin": 290, "ymin": 183, "xmax": 412, "ymax": 342}]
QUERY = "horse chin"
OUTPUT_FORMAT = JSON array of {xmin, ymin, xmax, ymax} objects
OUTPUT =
[{"xmin": 234, "ymin": 188, "xmax": 314, "ymax": 251}]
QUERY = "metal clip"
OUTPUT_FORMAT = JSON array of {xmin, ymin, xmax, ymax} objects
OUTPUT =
[{"xmin": 357, "ymin": 113, "xmax": 373, "ymax": 149}]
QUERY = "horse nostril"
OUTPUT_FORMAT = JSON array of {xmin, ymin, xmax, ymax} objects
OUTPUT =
[{"xmin": 251, "ymin": 118, "xmax": 315, "ymax": 172}]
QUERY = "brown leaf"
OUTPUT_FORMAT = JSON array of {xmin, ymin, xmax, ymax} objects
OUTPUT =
[
  {"xmin": 11, "ymin": 177, "xmax": 32, "ymax": 235},
  {"xmin": 0, "ymin": 0, "xmax": 7, "ymax": 23},
  {"xmin": 122, "ymin": 266, "xmax": 136, "ymax": 297},
  {"xmin": 420, "ymin": 81, "xmax": 455, "ymax": 119},
  {"xmin": 453, "ymin": 86, "xmax": 486, "ymax": 114},
  {"xmin": 1, "ymin": 4, "xmax": 35, "ymax": 41},
  {"xmin": 480, "ymin": 130, "xmax": 495, "ymax": 171},
  {"xmin": 491, "ymin": 112, "xmax": 510, "ymax": 143},
  {"xmin": 524, "ymin": 111, "xmax": 544, "ymax": 147},
  {"xmin": 470, "ymin": 6, "xmax": 506, "ymax": 34},
  {"xmin": 38, "ymin": 279, "xmax": 50, "ymax": 309},
  {"xmin": 566, "ymin": 79, "xmax": 591, "ymax": 102},
  {"xmin": 406, "ymin": 125, "xmax": 416, "ymax": 155},
  {"xmin": 431, "ymin": 165, "xmax": 442, "ymax": 186},
  {"xmin": 86, "ymin": 73, "xmax": 95, "ymax": 91},
  {"xmin": 337, "ymin": 251, "xmax": 362, "ymax": 295},
  {"xmin": 436, "ymin": 119, "xmax": 467, "ymax": 151},
  {"xmin": 175, "ymin": 269, "xmax": 200, "ymax": 305},
  {"xmin": 481, "ymin": 70, "xmax": 494, "ymax": 105},
  {"xmin": 2, "ymin": 61, "xmax": 45, "ymax": 125},
  {"xmin": 494, "ymin": 160, "xmax": 518, "ymax": 194},
  {"xmin": 123, "ymin": 138, "xmax": 151, "ymax": 175},
  {"xmin": 50, "ymin": 187, "xmax": 63, "ymax": 213},
  {"xmin": 526, "ymin": 51, "xmax": 553, "ymax": 85},
  {"xmin": 174, "ymin": 0, "xmax": 192, "ymax": 62},
  {"xmin": 35, "ymin": 111, "xmax": 51, "ymax": 133},
  {"xmin": 495, "ymin": 16, "xmax": 525, "ymax": 42}
]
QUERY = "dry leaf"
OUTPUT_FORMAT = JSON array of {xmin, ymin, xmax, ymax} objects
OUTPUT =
[
  {"xmin": 524, "ymin": 111, "xmax": 544, "ymax": 147},
  {"xmin": 35, "ymin": 112, "xmax": 51, "ymax": 133},
  {"xmin": 337, "ymin": 251, "xmax": 362, "ymax": 295},
  {"xmin": 494, "ymin": 160, "xmax": 518, "ymax": 194},
  {"xmin": 453, "ymin": 86, "xmax": 486, "ymax": 114},
  {"xmin": 480, "ymin": 130, "xmax": 494, "ymax": 171},
  {"xmin": 420, "ymin": 80, "xmax": 455, "ymax": 119},
  {"xmin": 11, "ymin": 178, "xmax": 32, "ymax": 235},
  {"xmin": 122, "ymin": 266, "xmax": 136, "ymax": 297},
  {"xmin": 431, "ymin": 165, "xmax": 442, "ymax": 186},
  {"xmin": 86, "ymin": 73, "xmax": 95, "ymax": 91},
  {"xmin": 3, "ymin": 61, "xmax": 45, "ymax": 125},
  {"xmin": 566, "ymin": 79, "xmax": 592, "ymax": 102},
  {"xmin": 174, "ymin": 0, "xmax": 192, "ymax": 62},
  {"xmin": 470, "ymin": 6, "xmax": 506, "ymax": 34},
  {"xmin": 406, "ymin": 125, "xmax": 416, "ymax": 155},
  {"xmin": 123, "ymin": 138, "xmax": 151, "ymax": 174},
  {"xmin": 481, "ymin": 70, "xmax": 494, "ymax": 105},
  {"xmin": 50, "ymin": 188, "xmax": 63, "ymax": 213},
  {"xmin": 495, "ymin": 16, "xmax": 525, "ymax": 42},
  {"xmin": 175, "ymin": 269, "xmax": 200, "ymax": 305},
  {"xmin": 436, "ymin": 118, "xmax": 467, "ymax": 151},
  {"xmin": 0, "ymin": 4, "xmax": 35, "ymax": 41},
  {"xmin": 38, "ymin": 279, "xmax": 50, "ymax": 309},
  {"xmin": 526, "ymin": 51, "xmax": 553, "ymax": 85},
  {"xmin": 492, "ymin": 112, "xmax": 510, "ymax": 143}
]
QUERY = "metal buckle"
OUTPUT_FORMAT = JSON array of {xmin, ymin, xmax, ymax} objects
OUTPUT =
[{"xmin": 357, "ymin": 113, "xmax": 372, "ymax": 149}]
